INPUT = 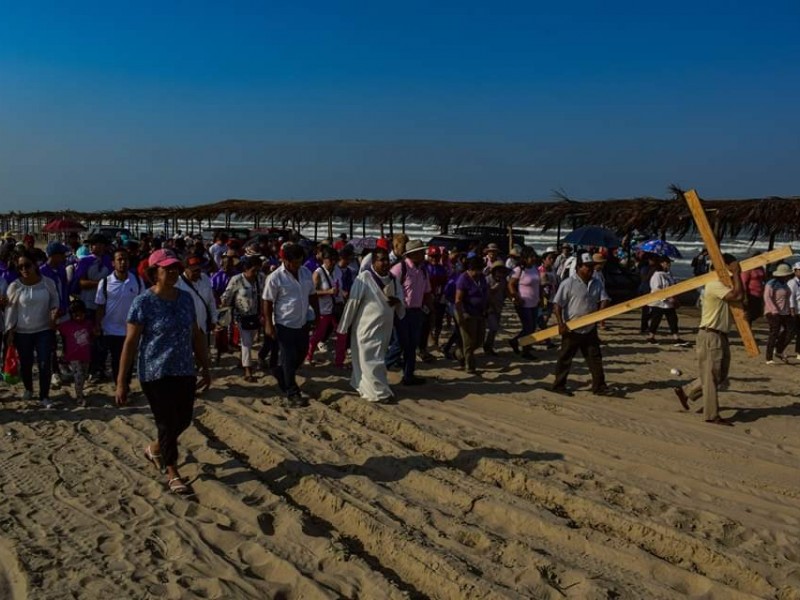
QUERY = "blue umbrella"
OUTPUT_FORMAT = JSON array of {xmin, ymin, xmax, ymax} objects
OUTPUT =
[
  {"xmin": 636, "ymin": 239, "xmax": 682, "ymax": 258},
  {"xmin": 563, "ymin": 226, "xmax": 620, "ymax": 248}
]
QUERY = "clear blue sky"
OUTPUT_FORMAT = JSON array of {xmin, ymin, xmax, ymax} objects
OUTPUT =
[{"xmin": 1, "ymin": 1, "xmax": 798, "ymax": 211}]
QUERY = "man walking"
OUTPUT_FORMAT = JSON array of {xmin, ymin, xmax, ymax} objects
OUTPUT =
[
  {"xmin": 674, "ymin": 254, "xmax": 743, "ymax": 425},
  {"xmin": 95, "ymin": 248, "xmax": 144, "ymax": 387},
  {"xmin": 389, "ymin": 240, "xmax": 432, "ymax": 386},
  {"xmin": 551, "ymin": 252, "xmax": 611, "ymax": 396},
  {"xmin": 263, "ymin": 244, "xmax": 319, "ymax": 405},
  {"xmin": 177, "ymin": 255, "xmax": 218, "ymax": 338}
]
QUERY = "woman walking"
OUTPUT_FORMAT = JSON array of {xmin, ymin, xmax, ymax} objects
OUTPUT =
[
  {"xmin": 507, "ymin": 247, "xmax": 540, "ymax": 360},
  {"xmin": 221, "ymin": 255, "xmax": 266, "ymax": 381},
  {"xmin": 455, "ymin": 256, "xmax": 489, "ymax": 373},
  {"xmin": 763, "ymin": 263, "xmax": 793, "ymax": 364},
  {"xmin": 646, "ymin": 256, "xmax": 686, "ymax": 345},
  {"xmin": 116, "ymin": 249, "xmax": 211, "ymax": 495},
  {"xmin": 4, "ymin": 250, "xmax": 60, "ymax": 407}
]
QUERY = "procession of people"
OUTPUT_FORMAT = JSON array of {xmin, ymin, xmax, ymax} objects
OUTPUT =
[{"xmin": 1, "ymin": 228, "xmax": 794, "ymax": 492}]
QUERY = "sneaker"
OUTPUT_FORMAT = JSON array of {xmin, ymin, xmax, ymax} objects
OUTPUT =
[
  {"xmin": 22, "ymin": 389, "xmax": 33, "ymax": 401},
  {"xmin": 40, "ymin": 398, "xmax": 55, "ymax": 409},
  {"xmin": 766, "ymin": 360, "xmax": 775, "ymax": 365},
  {"xmin": 50, "ymin": 374, "xmax": 62, "ymax": 389},
  {"xmin": 796, "ymin": 354, "xmax": 800, "ymax": 361}
]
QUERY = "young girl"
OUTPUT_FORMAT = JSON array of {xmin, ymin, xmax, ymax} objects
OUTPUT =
[{"xmin": 58, "ymin": 299, "xmax": 93, "ymax": 406}]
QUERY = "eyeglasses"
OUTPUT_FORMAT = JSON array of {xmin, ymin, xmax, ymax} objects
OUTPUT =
[{"xmin": 18, "ymin": 262, "xmax": 34, "ymax": 270}]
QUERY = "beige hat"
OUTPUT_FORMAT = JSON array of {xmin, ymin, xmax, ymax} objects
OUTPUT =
[
  {"xmin": 509, "ymin": 246, "xmax": 521, "ymax": 257},
  {"xmin": 484, "ymin": 243, "xmax": 500, "ymax": 253},
  {"xmin": 490, "ymin": 260, "xmax": 507, "ymax": 271},
  {"xmin": 592, "ymin": 252, "xmax": 607, "ymax": 264},
  {"xmin": 403, "ymin": 239, "xmax": 427, "ymax": 256},
  {"xmin": 773, "ymin": 263, "xmax": 793, "ymax": 277}
]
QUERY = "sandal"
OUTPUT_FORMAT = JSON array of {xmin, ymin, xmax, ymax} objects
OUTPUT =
[
  {"xmin": 144, "ymin": 445, "xmax": 165, "ymax": 473},
  {"xmin": 167, "ymin": 476, "xmax": 190, "ymax": 495}
]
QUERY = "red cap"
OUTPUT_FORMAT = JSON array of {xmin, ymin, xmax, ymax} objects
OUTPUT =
[{"xmin": 376, "ymin": 238, "xmax": 390, "ymax": 250}]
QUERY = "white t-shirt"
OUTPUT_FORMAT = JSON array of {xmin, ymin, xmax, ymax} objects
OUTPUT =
[
  {"xmin": 95, "ymin": 272, "xmax": 144, "ymax": 336},
  {"xmin": 263, "ymin": 265, "xmax": 316, "ymax": 328},
  {"xmin": 176, "ymin": 273, "xmax": 219, "ymax": 333},
  {"xmin": 5, "ymin": 278, "xmax": 59, "ymax": 334},
  {"xmin": 210, "ymin": 242, "xmax": 227, "ymax": 268}
]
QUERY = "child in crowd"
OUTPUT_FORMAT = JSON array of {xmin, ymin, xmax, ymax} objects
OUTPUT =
[{"xmin": 58, "ymin": 299, "xmax": 93, "ymax": 406}]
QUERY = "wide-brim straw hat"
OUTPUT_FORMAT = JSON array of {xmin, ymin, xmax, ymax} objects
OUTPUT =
[
  {"xmin": 403, "ymin": 240, "xmax": 427, "ymax": 256},
  {"xmin": 773, "ymin": 263, "xmax": 793, "ymax": 277}
]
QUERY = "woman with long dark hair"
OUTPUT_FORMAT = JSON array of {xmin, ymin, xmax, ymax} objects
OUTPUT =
[{"xmin": 116, "ymin": 249, "xmax": 211, "ymax": 495}]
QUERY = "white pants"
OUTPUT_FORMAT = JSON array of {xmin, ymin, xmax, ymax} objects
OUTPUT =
[{"xmin": 240, "ymin": 328, "xmax": 255, "ymax": 367}]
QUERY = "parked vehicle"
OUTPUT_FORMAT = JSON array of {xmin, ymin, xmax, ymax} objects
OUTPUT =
[
  {"xmin": 85, "ymin": 226, "xmax": 133, "ymax": 241},
  {"xmin": 452, "ymin": 226, "xmax": 526, "ymax": 250},
  {"xmin": 200, "ymin": 228, "xmax": 251, "ymax": 243}
]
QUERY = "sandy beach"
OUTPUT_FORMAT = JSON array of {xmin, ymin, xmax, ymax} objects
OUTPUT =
[{"xmin": 0, "ymin": 307, "xmax": 798, "ymax": 599}]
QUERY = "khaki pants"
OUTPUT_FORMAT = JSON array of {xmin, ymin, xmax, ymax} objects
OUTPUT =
[
  {"xmin": 458, "ymin": 314, "xmax": 486, "ymax": 372},
  {"xmin": 683, "ymin": 329, "xmax": 730, "ymax": 420}
]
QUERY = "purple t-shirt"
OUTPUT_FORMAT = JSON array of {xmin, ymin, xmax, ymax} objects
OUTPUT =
[{"xmin": 456, "ymin": 272, "xmax": 488, "ymax": 316}]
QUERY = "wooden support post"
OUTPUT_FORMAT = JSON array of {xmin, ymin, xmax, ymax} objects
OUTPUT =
[
  {"xmin": 349, "ymin": 217, "xmax": 354, "ymax": 239},
  {"xmin": 507, "ymin": 225, "xmax": 513, "ymax": 254},
  {"xmin": 362, "ymin": 217, "xmax": 366, "ymax": 238},
  {"xmin": 520, "ymin": 246, "xmax": 792, "ymax": 346},
  {"xmin": 327, "ymin": 217, "xmax": 333, "ymax": 241},
  {"xmin": 314, "ymin": 221, "xmax": 318, "ymax": 242}
]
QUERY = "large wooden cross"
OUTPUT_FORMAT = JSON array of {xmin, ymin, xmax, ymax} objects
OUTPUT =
[{"xmin": 520, "ymin": 189, "xmax": 793, "ymax": 356}]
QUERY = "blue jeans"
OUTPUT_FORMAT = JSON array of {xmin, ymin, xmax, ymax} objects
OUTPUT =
[
  {"xmin": 396, "ymin": 308, "xmax": 424, "ymax": 381},
  {"xmin": 15, "ymin": 330, "xmax": 55, "ymax": 400}
]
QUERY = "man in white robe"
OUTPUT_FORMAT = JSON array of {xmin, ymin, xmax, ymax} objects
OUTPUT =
[{"xmin": 337, "ymin": 248, "xmax": 404, "ymax": 403}]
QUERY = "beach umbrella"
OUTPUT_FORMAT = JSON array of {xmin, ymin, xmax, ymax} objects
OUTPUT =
[
  {"xmin": 636, "ymin": 239, "xmax": 682, "ymax": 259},
  {"xmin": 563, "ymin": 226, "xmax": 620, "ymax": 248},
  {"xmin": 42, "ymin": 218, "xmax": 86, "ymax": 233}
]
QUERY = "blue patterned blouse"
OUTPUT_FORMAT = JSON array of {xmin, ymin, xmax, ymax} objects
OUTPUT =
[{"xmin": 127, "ymin": 289, "xmax": 196, "ymax": 383}]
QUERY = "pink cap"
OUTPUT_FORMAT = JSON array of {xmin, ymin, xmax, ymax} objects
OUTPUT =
[{"xmin": 148, "ymin": 249, "xmax": 182, "ymax": 268}]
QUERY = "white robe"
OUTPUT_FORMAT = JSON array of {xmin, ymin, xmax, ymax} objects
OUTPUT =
[{"xmin": 337, "ymin": 270, "xmax": 404, "ymax": 402}]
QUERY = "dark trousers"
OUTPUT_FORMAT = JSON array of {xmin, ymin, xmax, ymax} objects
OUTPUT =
[
  {"xmin": 765, "ymin": 313, "xmax": 792, "ymax": 360},
  {"xmin": 276, "ymin": 324, "xmax": 309, "ymax": 397},
  {"xmin": 396, "ymin": 308, "xmax": 424, "ymax": 381},
  {"xmin": 511, "ymin": 306, "xmax": 538, "ymax": 343},
  {"xmin": 648, "ymin": 307, "xmax": 679, "ymax": 335},
  {"xmin": 105, "ymin": 335, "xmax": 130, "ymax": 384},
  {"xmin": 794, "ymin": 315, "xmax": 800, "ymax": 354},
  {"xmin": 746, "ymin": 295, "xmax": 764, "ymax": 324},
  {"xmin": 553, "ymin": 328, "xmax": 606, "ymax": 392},
  {"xmin": 418, "ymin": 309, "xmax": 433, "ymax": 353},
  {"xmin": 640, "ymin": 306, "xmax": 650, "ymax": 333},
  {"xmin": 15, "ymin": 330, "xmax": 55, "ymax": 400},
  {"xmin": 258, "ymin": 335, "xmax": 280, "ymax": 369},
  {"xmin": 141, "ymin": 376, "xmax": 196, "ymax": 467}
]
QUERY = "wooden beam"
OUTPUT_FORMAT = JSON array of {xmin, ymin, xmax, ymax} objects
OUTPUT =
[
  {"xmin": 520, "ymin": 246, "xmax": 792, "ymax": 346},
  {"xmin": 684, "ymin": 189, "xmax": 758, "ymax": 357}
]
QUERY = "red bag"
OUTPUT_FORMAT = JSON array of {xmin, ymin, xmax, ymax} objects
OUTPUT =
[{"xmin": 3, "ymin": 345, "xmax": 20, "ymax": 385}]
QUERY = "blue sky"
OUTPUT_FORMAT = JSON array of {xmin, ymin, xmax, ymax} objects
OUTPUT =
[{"xmin": 1, "ymin": 1, "xmax": 798, "ymax": 210}]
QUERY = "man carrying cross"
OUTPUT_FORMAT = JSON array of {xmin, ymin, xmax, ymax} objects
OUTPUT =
[{"xmin": 674, "ymin": 253, "xmax": 743, "ymax": 426}]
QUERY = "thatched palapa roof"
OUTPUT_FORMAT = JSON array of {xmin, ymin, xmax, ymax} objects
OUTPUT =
[{"xmin": 2, "ymin": 189, "xmax": 800, "ymax": 241}]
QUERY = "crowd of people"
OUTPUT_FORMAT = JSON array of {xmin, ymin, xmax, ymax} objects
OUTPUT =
[{"xmin": 1, "ymin": 229, "xmax": 796, "ymax": 490}]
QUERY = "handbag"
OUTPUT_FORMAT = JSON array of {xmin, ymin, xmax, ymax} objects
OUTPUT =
[
  {"xmin": 238, "ymin": 314, "xmax": 261, "ymax": 331},
  {"xmin": 3, "ymin": 344, "xmax": 20, "ymax": 385}
]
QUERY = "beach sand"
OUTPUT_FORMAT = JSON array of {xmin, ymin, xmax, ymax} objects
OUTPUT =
[{"xmin": 0, "ymin": 308, "xmax": 798, "ymax": 599}]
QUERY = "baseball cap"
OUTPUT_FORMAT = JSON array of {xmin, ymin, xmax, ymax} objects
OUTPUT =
[
  {"xmin": 578, "ymin": 252, "xmax": 595, "ymax": 265},
  {"xmin": 46, "ymin": 242, "xmax": 68, "ymax": 256},
  {"xmin": 793, "ymin": 262, "xmax": 800, "ymax": 271},
  {"xmin": 148, "ymin": 248, "xmax": 182, "ymax": 268}
]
